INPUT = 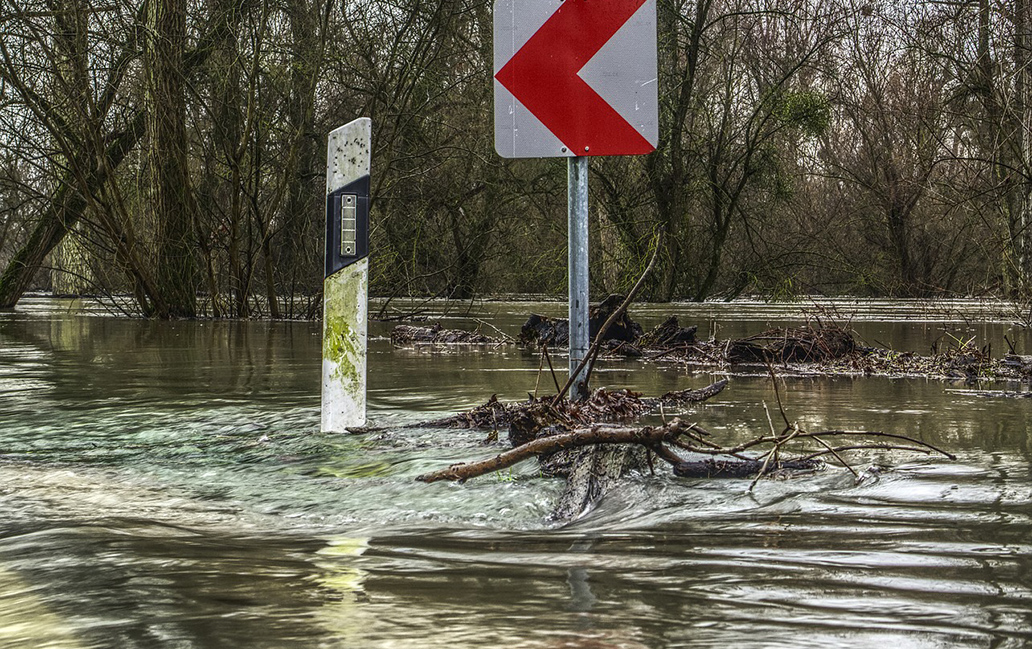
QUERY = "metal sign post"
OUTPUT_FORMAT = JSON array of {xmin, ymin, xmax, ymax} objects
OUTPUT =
[
  {"xmin": 322, "ymin": 117, "xmax": 371, "ymax": 432},
  {"xmin": 493, "ymin": 0, "xmax": 657, "ymax": 400},
  {"xmin": 567, "ymin": 157, "xmax": 590, "ymax": 400}
]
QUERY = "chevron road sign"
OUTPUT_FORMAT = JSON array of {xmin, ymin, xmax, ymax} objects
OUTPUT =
[{"xmin": 493, "ymin": 0, "xmax": 658, "ymax": 158}]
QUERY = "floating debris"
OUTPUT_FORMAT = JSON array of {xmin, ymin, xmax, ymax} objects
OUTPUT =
[
  {"xmin": 414, "ymin": 376, "xmax": 954, "ymax": 522},
  {"xmin": 638, "ymin": 315, "xmax": 698, "ymax": 348},
  {"xmin": 390, "ymin": 323, "xmax": 506, "ymax": 346},
  {"xmin": 422, "ymin": 381, "xmax": 728, "ymax": 432},
  {"xmin": 519, "ymin": 294, "xmax": 643, "ymax": 347}
]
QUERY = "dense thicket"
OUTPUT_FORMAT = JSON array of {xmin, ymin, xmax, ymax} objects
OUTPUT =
[{"xmin": 0, "ymin": 0, "xmax": 1030, "ymax": 317}]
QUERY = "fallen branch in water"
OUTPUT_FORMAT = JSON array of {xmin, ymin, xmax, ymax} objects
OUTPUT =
[
  {"xmin": 417, "ymin": 422, "xmax": 684, "ymax": 483},
  {"xmin": 415, "ymin": 416, "xmax": 953, "ymax": 484},
  {"xmin": 408, "ymin": 369, "xmax": 958, "ymax": 524}
]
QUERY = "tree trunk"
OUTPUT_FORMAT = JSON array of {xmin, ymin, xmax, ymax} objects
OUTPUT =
[
  {"xmin": 0, "ymin": 5, "xmax": 236, "ymax": 311},
  {"xmin": 0, "ymin": 112, "xmax": 146, "ymax": 309},
  {"xmin": 0, "ymin": 185, "xmax": 83, "ymax": 307},
  {"xmin": 1016, "ymin": 0, "xmax": 1032, "ymax": 292},
  {"xmin": 280, "ymin": 0, "xmax": 329, "ymax": 317},
  {"xmin": 50, "ymin": 0, "xmax": 95, "ymax": 297},
  {"xmin": 146, "ymin": 0, "xmax": 197, "ymax": 317}
]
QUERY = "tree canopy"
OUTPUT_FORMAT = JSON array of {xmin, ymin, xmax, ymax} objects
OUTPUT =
[{"xmin": 1, "ymin": 0, "xmax": 1030, "ymax": 317}]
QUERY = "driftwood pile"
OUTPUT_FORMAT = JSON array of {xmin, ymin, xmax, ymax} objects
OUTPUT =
[
  {"xmin": 422, "ymin": 380, "xmax": 728, "ymax": 431},
  {"xmin": 391, "ymin": 306, "xmax": 1032, "ymax": 382},
  {"xmin": 392, "ymin": 297, "xmax": 971, "ymax": 521},
  {"xmin": 415, "ymin": 379, "xmax": 954, "ymax": 521},
  {"xmin": 817, "ymin": 339, "xmax": 1032, "ymax": 382},
  {"xmin": 519, "ymin": 294, "xmax": 645, "ymax": 349},
  {"xmin": 723, "ymin": 326, "xmax": 855, "ymax": 363},
  {"xmin": 390, "ymin": 323, "xmax": 502, "ymax": 345},
  {"xmin": 638, "ymin": 315, "xmax": 698, "ymax": 347},
  {"xmin": 415, "ymin": 378, "xmax": 953, "ymax": 487}
]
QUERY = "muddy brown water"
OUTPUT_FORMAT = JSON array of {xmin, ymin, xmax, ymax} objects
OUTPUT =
[{"xmin": 0, "ymin": 297, "xmax": 1029, "ymax": 648}]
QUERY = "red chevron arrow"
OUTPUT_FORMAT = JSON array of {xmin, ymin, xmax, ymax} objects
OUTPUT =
[{"xmin": 495, "ymin": 0, "xmax": 654, "ymax": 156}]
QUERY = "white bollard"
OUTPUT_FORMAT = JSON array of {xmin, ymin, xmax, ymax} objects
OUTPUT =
[{"xmin": 322, "ymin": 118, "xmax": 371, "ymax": 432}]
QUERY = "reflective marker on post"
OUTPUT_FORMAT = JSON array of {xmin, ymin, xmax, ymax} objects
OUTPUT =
[
  {"xmin": 322, "ymin": 118, "xmax": 371, "ymax": 433},
  {"xmin": 341, "ymin": 195, "xmax": 358, "ymax": 256}
]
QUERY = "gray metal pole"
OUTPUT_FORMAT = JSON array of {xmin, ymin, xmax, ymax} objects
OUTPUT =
[{"xmin": 568, "ymin": 156, "xmax": 590, "ymax": 401}]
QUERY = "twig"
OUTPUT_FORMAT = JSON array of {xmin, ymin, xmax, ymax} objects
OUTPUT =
[
  {"xmin": 533, "ymin": 349, "xmax": 545, "ymax": 398},
  {"xmin": 766, "ymin": 363, "xmax": 791, "ymax": 428},
  {"xmin": 716, "ymin": 428, "xmax": 955, "ymax": 460},
  {"xmin": 542, "ymin": 345, "xmax": 561, "ymax": 394},
  {"xmin": 750, "ymin": 423, "xmax": 801, "ymax": 490},
  {"xmin": 796, "ymin": 443, "xmax": 940, "ymax": 461},
  {"xmin": 475, "ymin": 318, "xmax": 515, "ymax": 343},
  {"xmin": 800, "ymin": 430, "xmax": 956, "ymax": 460},
  {"xmin": 763, "ymin": 401, "xmax": 777, "ymax": 438},
  {"xmin": 807, "ymin": 433, "xmax": 859, "ymax": 478}
]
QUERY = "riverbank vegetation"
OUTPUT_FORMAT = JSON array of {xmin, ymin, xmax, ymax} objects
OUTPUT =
[{"xmin": 3, "ymin": 0, "xmax": 1032, "ymax": 317}]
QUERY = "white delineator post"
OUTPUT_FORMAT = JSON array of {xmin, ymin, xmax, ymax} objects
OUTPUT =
[{"xmin": 322, "ymin": 118, "xmax": 371, "ymax": 432}]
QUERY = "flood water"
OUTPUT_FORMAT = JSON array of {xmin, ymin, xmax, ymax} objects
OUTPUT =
[{"xmin": 0, "ymin": 297, "xmax": 1030, "ymax": 648}]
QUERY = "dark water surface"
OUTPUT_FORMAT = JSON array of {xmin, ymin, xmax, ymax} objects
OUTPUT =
[{"xmin": 0, "ymin": 297, "xmax": 1030, "ymax": 648}]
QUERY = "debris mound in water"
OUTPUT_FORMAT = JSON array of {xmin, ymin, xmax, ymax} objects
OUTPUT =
[
  {"xmin": 519, "ymin": 294, "xmax": 643, "ymax": 347},
  {"xmin": 393, "ymin": 301, "xmax": 1032, "ymax": 383},
  {"xmin": 423, "ymin": 381, "xmax": 728, "ymax": 432},
  {"xmin": 390, "ymin": 323, "xmax": 504, "ymax": 345},
  {"xmin": 415, "ymin": 378, "xmax": 955, "ymax": 523},
  {"xmin": 638, "ymin": 316, "xmax": 698, "ymax": 348},
  {"xmin": 724, "ymin": 325, "xmax": 855, "ymax": 363}
]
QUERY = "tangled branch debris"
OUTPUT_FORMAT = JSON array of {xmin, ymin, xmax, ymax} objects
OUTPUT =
[
  {"xmin": 416, "ymin": 373, "xmax": 953, "ymax": 485},
  {"xmin": 415, "ymin": 414, "xmax": 953, "ymax": 485},
  {"xmin": 393, "ymin": 307, "xmax": 1032, "ymax": 382},
  {"xmin": 390, "ymin": 323, "xmax": 508, "ymax": 345},
  {"xmin": 420, "ymin": 380, "xmax": 729, "ymax": 431},
  {"xmin": 401, "ymin": 309, "xmax": 964, "ymax": 519},
  {"xmin": 519, "ymin": 295, "xmax": 644, "ymax": 348},
  {"xmin": 724, "ymin": 326, "xmax": 855, "ymax": 363},
  {"xmin": 641, "ymin": 323, "xmax": 1032, "ymax": 381}
]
